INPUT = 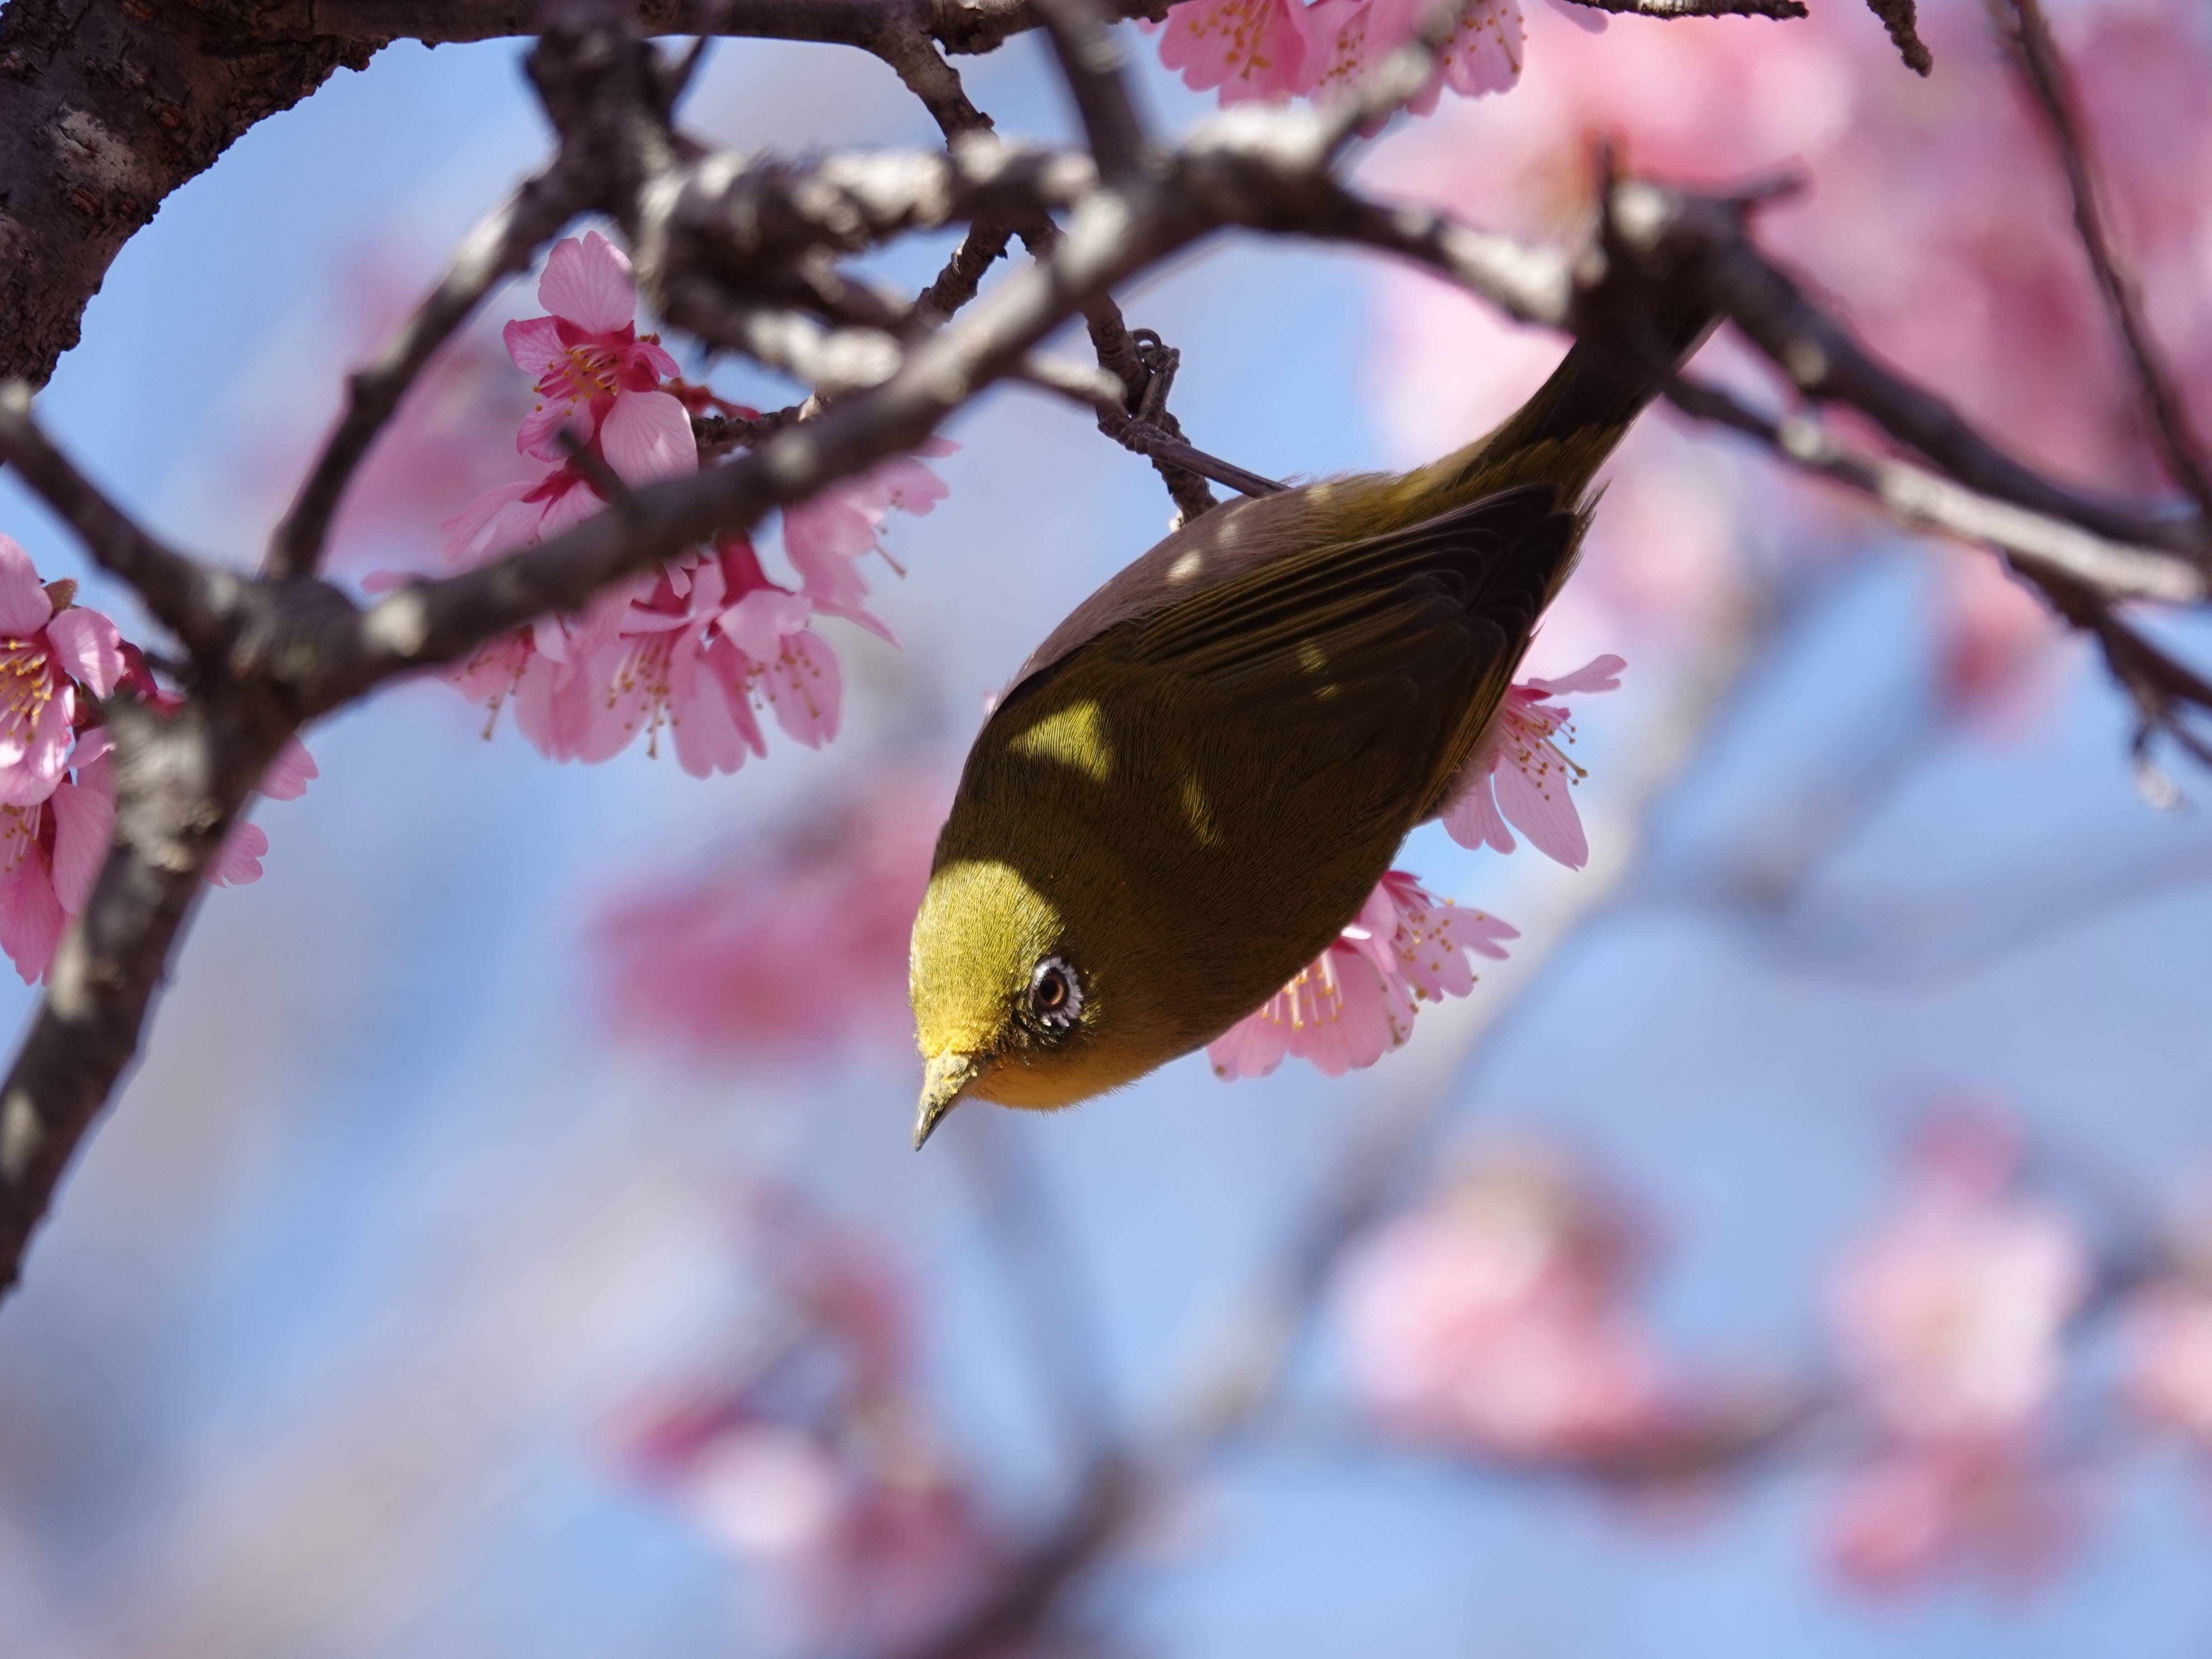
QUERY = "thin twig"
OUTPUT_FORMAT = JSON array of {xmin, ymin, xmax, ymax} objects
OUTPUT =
[
  {"xmin": 1664, "ymin": 373, "xmax": 2206, "ymax": 605},
  {"xmin": 1561, "ymin": 0, "xmax": 1805, "ymax": 13},
  {"xmin": 1991, "ymin": 0, "xmax": 2212, "ymax": 528},
  {"xmin": 0, "ymin": 386, "xmax": 230, "ymax": 654},
  {"xmin": 267, "ymin": 160, "xmax": 584, "ymax": 579},
  {"xmin": 1862, "ymin": 0, "xmax": 1933, "ymax": 73}
]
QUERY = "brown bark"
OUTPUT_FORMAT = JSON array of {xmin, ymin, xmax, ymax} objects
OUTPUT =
[{"xmin": 0, "ymin": 3, "xmax": 380, "ymax": 387}]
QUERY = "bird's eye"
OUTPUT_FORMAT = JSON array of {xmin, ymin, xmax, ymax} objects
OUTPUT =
[{"xmin": 1026, "ymin": 956, "xmax": 1083, "ymax": 1035}]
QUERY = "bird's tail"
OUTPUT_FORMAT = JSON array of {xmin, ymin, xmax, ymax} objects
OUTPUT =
[{"xmin": 1424, "ymin": 276, "xmax": 1719, "ymax": 510}]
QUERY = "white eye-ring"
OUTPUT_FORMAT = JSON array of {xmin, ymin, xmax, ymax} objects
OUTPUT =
[{"xmin": 1026, "ymin": 956, "xmax": 1083, "ymax": 1034}]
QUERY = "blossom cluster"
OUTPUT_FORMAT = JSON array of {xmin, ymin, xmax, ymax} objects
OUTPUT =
[
  {"xmin": 621, "ymin": 1186, "xmax": 999, "ymax": 1650},
  {"xmin": 1206, "ymin": 654, "xmax": 1620, "ymax": 1079},
  {"xmin": 1149, "ymin": 0, "xmax": 1559, "ymax": 113},
  {"xmin": 424, "ymin": 231, "xmax": 947, "ymax": 774},
  {"xmin": 1330, "ymin": 1106, "xmax": 2212, "ymax": 1596},
  {"xmin": 0, "ymin": 541, "xmax": 312, "ymax": 985}
]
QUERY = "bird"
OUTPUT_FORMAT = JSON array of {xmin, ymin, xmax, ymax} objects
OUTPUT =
[{"xmin": 908, "ymin": 285, "xmax": 1713, "ymax": 1148}]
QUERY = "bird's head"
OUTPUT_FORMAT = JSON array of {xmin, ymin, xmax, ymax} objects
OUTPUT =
[{"xmin": 909, "ymin": 855, "xmax": 1128, "ymax": 1146}]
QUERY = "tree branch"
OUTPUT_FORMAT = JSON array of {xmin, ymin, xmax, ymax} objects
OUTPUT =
[
  {"xmin": 0, "ymin": 386, "xmax": 234, "ymax": 654},
  {"xmin": 1990, "ymin": 0, "xmax": 2212, "ymax": 526},
  {"xmin": 266, "ymin": 159, "xmax": 588, "ymax": 579}
]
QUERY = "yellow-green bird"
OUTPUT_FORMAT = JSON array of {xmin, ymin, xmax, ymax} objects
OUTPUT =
[{"xmin": 908, "ymin": 296, "xmax": 1711, "ymax": 1146}]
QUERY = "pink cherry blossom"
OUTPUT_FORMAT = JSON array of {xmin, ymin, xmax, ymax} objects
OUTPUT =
[
  {"xmin": 597, "ymin": 771, "xmax": 945, "ymax": 1058},
  {"xmin": 1335, "ymin": 1137, "xmax": 1678, "ymax": 1464},
  {"xmin": 1303, "ymin": 0, "xmax": 1524, "ymax": 115},
  {"xmin": 779, "ymin": 444, "xmax": 952, "ymax": 642},
  {"xmin": 1825, "ymin": 1443, "xmax": 2079, "ymax": 1595},
  {"xmin": 622, "ymin": 1187, "xmax": 998, "ymax": 1651},
  {"xmin": 1828, "ymin": 1117, "xmax": 2087, "ymax": 1449},
  {"xmin": 1147, "ymin": 0, "xmax": 1311, "ymax": 102},
  {"xmin": 1209, "ymin": 869, "xmax": 1515, "ymax": 1079},
  {"xmin": 2121, "ymin": 1284, "xmax": 2212, "ymax": 1445},
  {"xmin": 503, "ymin": 230, "xmax": 687, "ymax": 467},
  {"xmin": 0, "ymin": 540, "xmax": 122, "ymax": 808},
  {"xmin": 0, "ymin": 734, "xmax": 112, "ymax": 984},
  {"xmin": 1440, "ymin": 654, "xmax": 1620, "ymax": 870}
]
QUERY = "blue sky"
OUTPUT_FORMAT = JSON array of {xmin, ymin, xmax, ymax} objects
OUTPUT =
[{"xmin": 0, "ymin": 16, "xmax": 2207, "ymax": 1659}]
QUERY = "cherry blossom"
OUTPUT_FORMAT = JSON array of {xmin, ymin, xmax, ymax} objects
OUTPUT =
[
  {"xmin": 1149, "ymin": 0, "xmax": 1311, "ymax": 103},
  {"xmin": 623, "ymin": 1188, "xmax": 998, "ymax": 1650},
  {"xmin": 0, "ymin": 733, "xmax": 113, "ymax": 985},
  {"xmin": 0, "ymin": 542, "xmax": 122, "ymax": 809},
  {"xmin": 598, "ymin": 771, "xmax": 945, "ymax": 1058},
  {"xmin": 1209, "ymin": 870, "xmax": 1515, "ymax": 1079},
  {"xmin": 1335, "ymin": 1137, "xmax": 1679, "ymax": 1464},
  {"xmin": 1829, "ymin": 1119, "xmax": 2087, "ymax": 1448},
  {"xmin": 1441, "ymin": 655, "xmax": 1620, "ymax": 870},
  {"xmin": 1825, "ymin": 1443, "xmax": 2079, "ymax": 1595},
  {"xmin": 1820, "ymin": 1112, "xmax": 2090, "ymax": 1591},
  {"xmin": 1148, "ymin": 0, "xmax": 1527, "ymax": 109},
  {"xmin": 2121, "ymin": 1283, "xmax": 2212, "ymax": 1446},
  {"xmin": 503, "ymin": 230, "xmax": 689, "ymax": 471},
  {"xmin": 1303, "ymin": 0, "xmax": 1524, "ymax": 115}
]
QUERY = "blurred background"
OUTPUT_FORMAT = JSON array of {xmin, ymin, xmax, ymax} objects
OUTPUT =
[{"xmin": 3, "ymin": 0, "xmax": 2212, "ymax": 1653}]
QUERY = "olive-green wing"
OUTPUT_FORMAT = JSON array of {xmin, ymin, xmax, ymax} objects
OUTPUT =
[{"xmin": 1113, "ymin": 484, "xmax": 1579, "ymax": 815}]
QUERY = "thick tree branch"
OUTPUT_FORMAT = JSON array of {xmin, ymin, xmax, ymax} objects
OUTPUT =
[{"xmin": 0, "ymin": 2, "xmax": 377, "ymax": 387}]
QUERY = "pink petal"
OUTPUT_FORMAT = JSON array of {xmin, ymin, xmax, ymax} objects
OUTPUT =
[
  {"xmin": 1542, "ymin": 0, "xmax": 1605, "ymax": 30},
  {"xmin": 0, "ymin": 688, "xmax": 76, "ymax": 808},
  {"xmin": 1440, "ymin": 774, "xmax": 1517, "ymax": 855},
  {"xmin": 1493, "ymin": 750, "xmax": 1588, "ymax": 869},
  {"xmin": 0, "ymin": 538, "xmax": 52, "ymax": 636},
  {"xmin": 259, "ymin": 738, "xmax": 317, "ymax": 801},
  {"xmin": 0, "ymin": 853, "xmax": 65, "ymax": 984},
  {"xmin": 441, "ymin": 480, "xmax": 538, "ymax": 565},
  {"xmin": 601, "ymin": 390, "xmax": 698, "ymax": 484},
  {"xmin": 205, "ymin": 820, "xmax": 267, "ymax": 887},
  {"xmin": 1525, "ymin": 654, "xmax": 1625, "ymax": 698},
  {"xmin": 759, "ymin": 631, "xmax": 842, "ymax": 747},
  {"xmin": 674, "ymin": 638, "xmax": 766, "ymax": 778},
  {"xmin": 1154, "ymin": 0, "xmax": 1310, "ymax": 100},
  {"xmin": 538, "ymin": 231, "xmax": 639, "ymax": 335},
  {"xmin": 1208, "ymin": 995, "xmax": 1292, "ymax": 1079},
  {"xmin": 48, "ymin": 762, "xmax": 114, "ymax": 914},
  {"xmin": 502, "ymin": 314, "xmax": 568, "ymax": 377},
  {"xmin": 518, "ymin": 397, "xmax": 597, "ymax": 464},
  {"xmin": 535, "ymin": 472, "xmax": 607, "ymax": 541},
  {"xmin": 45, "ymin": 606, "xmax": 123, "ymax": 697},
  {"xmin": 723, "ymin": 587, "xmax": 815, "ymax": 660}
]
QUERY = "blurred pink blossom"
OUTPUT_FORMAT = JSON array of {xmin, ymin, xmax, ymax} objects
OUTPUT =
[
  {"xmin": 0, "ymin": 542, "xmax": 121, "ymax": 808},
  {"xmin": 1334, "ymin": 1137, "xmax": 1679, "ymax": 1464},
  {"xmin": 1149, "ymin": 0, "xmax": 1525, "ymax": 109},
  {"xmin": 1149, "ymin": 0, "xmax": 1311, "ymax": 101},
  {"xmin": 623, "ymin": 1187, "xmax": 999, "ymax": 1650},
  {"xmin": 1441, "ymin": 653, "xmax": 1620, "ymax": 868},
  {"xmin": 1826, "ymin": 1443, "xmax": 2079, "ymax": 1595},
  {"xmin": 1361, "ymin": 0, "xmax": 2212, "ymax": 682},
  {"xmin": 1829, "ymin": 1117, "xmax": 2087, "ymax": 1448},
  {"xmin": 1207, "ymin": 869, "xmax": 1515, "ymax": 1079},
  {"xmin": 2121, "ymin": 1283, "xmax": 2212, "ymax": 1446},
  {"xmin": 597, "ymin": 770, "xmax": 947, "ymax": 1059},
  {"xmin": 1303, "ymin": 0, "xmax": 1523, "ymax": 115},
  {"xmin": 1821, "ymin": 1111, "xmax": 2090, "ymax": 1594}
]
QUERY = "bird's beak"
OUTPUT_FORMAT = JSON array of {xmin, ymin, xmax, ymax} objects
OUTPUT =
[{"xmin": 913, "ymin": 1051, "xmax": 985, "ymax": 1149}]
